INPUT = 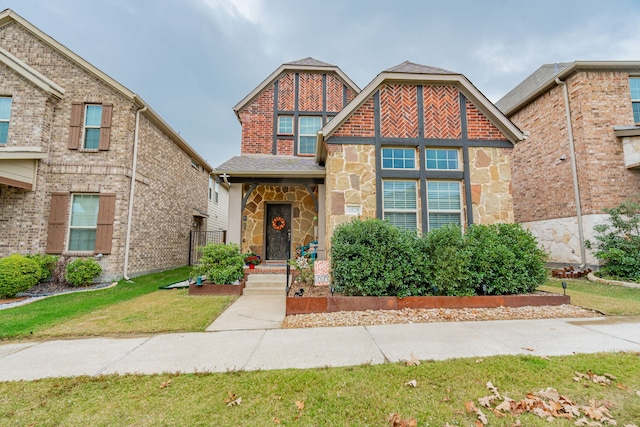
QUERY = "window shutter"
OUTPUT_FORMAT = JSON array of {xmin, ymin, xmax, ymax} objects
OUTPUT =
[
  {"xmin": 99, "ymin": 104, "xmax": 113, "ymax": 151},
  {"xmin": 95, "ymin": 193, "xmax": 115, "ymax": 254},
  {"xmin": 68, "ymin": 102, "xmax": 83, "ymax": 149},
  {"xmin": 45, "ymin": 192, "xmax": 69, "ymax": 254}
]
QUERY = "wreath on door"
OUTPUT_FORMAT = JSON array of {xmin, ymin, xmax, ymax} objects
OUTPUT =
[{"xmin": 272, "ymin": 216, "xmax": 286, "ymax": 231}]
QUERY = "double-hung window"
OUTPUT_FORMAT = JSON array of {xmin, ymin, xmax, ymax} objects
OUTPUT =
[
  {"xmin": 0, "ymin": 97, "xmax": 12, "ymax": 144},
  {"xmin": 83, "ymin": 105, "xmax": 102, "ymax": 149},
  {"xmin": 68, "ymin": 194, "xmax": 100, "ymax": 251},
  {"xmin": 383, "ymin": 180, "xmax": 418, "ymax": 230},
  {"xmin": 427, "ymin": 181, "xmax": 461, "ymax": 229},
  {"xmin": 298, "ymin": 116, "xmax": 322, "ymax": 155},
  {"xmin": 630, "ymin": 78, "xmax": 640, "ymax": 123}
]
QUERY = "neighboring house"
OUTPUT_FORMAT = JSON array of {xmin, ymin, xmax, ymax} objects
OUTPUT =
[
  {"xmin": 207, "ymin": 175, "xmax": 229, "ymax": 232},
  {"xmin": 0, "ymin": 9, "xmax": 211, "ymax": 280},
  {"xmin": 214, "ymin": 58, "xmax": 524, "ymax": 261},
  {"xmin": 497, "ymin": 61, "xmax": 640, "ymax": 267}
]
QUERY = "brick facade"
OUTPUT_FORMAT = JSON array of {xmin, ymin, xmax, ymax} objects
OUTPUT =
[
  {"xmin": 0, "ymin": 14, "xmax": 210, "ymax": 279},
  {"xmin": 505, "ymin": 67, "xmax": 640, "ymax": 265}
]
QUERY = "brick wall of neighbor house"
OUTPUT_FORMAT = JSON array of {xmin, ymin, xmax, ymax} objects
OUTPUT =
[
  {"xmin": 241, "ymin": 184, "xmax": 317, "ymax": 256},
  {"xmin": 0, "ymin": 20, "xmax": 209, "ymax": 278}
]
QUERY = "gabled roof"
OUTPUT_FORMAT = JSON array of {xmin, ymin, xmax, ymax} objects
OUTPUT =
[
  {"xmin": 0, "ymin": 46, "xmax": 64, "ymax": 98},
  {"xmin": 317, "ymin": 61, "xmax": 524, "ymax": 162},
  {"xmin": 233, "ymin": 57, "xmax": 361, "ymax": 119},
  {"xmin": 497, "ymin": 61, "xmax": 640, "ymax": 116},
  {"xmin": 0, "ymin": 8, "xmax": 212, "ymax": 171},
  {"xmin": 214, "ymin": 155, "xmax": 325, "ymax": 178}
]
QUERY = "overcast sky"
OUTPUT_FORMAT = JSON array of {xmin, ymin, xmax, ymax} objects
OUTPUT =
[{"xmin": 5, "ymin": 0, "xmax": 640, "ymax": 167}]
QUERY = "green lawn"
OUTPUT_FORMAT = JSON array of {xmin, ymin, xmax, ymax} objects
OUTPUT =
[
  {"xmin": 1, "ymin": 353, "xmax": 638, "ymax": 426},
  {"xmin": 0, "ymin": 267, "xmax": 234, "ymax": 340},
  {"xmin": 539, "ymin": 278, "xmax": 640, "ymax": 316}
]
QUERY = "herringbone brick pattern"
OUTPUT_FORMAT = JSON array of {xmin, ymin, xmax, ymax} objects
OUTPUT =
[
  {"xmin": 346, "ymin": 88, "xmax": 356, "ymax": 104},
  {"xmin": 298, "ymin": 73, "xmax": 323, "ymax": 111},
  {"xmin": 326, "ymin": 74, "xmax": 344, "ymax": 112},
  {"xmin": 466, "ymin": 100, "xmax": 506, "ymax": 140},
  {"xmin": 277, "ymin": 73, "xmax": 295, "ymax": 111},
  {"xmin": 333, "ymin": 98, "xmax": 375, "ymax": 137},
  {"xmin": 380, "ymin": 84, "xmax": 419, "ymax": 138},
  {"xmin": 423, "ymin": 86, "xmax": 461, "ymax": 139}
]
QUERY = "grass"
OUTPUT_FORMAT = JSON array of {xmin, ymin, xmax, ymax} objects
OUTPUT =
[
  {"xmin": 0, "ymin": 267, "xmax": 235, "ymax": 340},
  {"xmin": 0, "ymin": 353, "xmax": 638, "ymax": 426},
  {"xmin": 539, "ymin": 277, "xmax": 640, "ymax": 316}
]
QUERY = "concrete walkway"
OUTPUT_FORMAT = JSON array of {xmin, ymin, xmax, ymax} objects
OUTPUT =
[
  {"xmin": 206, "ymin": 295, "xmax": 286, "ymax": 331},
  {"xmin": 1, "ymin": 314, "xmax": 639, "ymax": 381}
]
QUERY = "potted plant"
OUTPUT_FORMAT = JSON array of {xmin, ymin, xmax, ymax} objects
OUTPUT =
[{"xmin": 244, "ymin": 252, "xmax": 261, "ymax": 269}]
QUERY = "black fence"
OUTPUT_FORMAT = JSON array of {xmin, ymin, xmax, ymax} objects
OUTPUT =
[{"xmin": 189, "ymin": 230, "xmax": 227, "ymax": 265}]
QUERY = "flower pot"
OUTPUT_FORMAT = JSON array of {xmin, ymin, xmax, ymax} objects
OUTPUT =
[{"xmin": 249, "ymin": 264, "xmax": 255, "ymax": 270}]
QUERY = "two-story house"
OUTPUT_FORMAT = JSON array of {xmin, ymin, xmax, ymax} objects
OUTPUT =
[
  {"xmin": 214, "ymin": 58, "xmax": 524, "ymax": 262},
  {"xmin": 0, "ymin": 9, "xmax": 211, "ymax": 280},
  {"xmin": 497, "ymin": 61, "xmax": 640, "ymax": 267}
]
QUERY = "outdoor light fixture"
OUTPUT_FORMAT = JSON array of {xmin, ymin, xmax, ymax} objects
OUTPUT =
[
  {"xmin": 330, "ymin": 286, "xmax": 335, "ymax": 296},
  {"xmin": 482, "ymin": 284, "xmax": 487, "ymax": 295},
  {"xmin": 562, "ymin": 281, "xmax": 567, "ymax": 295}
]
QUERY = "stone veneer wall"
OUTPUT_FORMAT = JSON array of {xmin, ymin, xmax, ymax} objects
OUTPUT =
[
  {"xmin": 242, "ymin": 184, "xmax": 318, "ymax": 257},
  {"xmin": 469, "ymin": 146, "xmax": 514, "ymax": 224}
]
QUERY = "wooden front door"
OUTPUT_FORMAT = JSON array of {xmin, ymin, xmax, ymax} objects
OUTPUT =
[{"xmin": 265, "ymin": 203, "xmax": 291, "ymax": 260}]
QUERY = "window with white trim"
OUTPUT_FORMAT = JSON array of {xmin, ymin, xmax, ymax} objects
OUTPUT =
[
  {"xmin": 630, "ymin": 78, "xmax": 640, "ymax": 123},
  {"xmin": 83, "ymin": 105, "xmax": 102, "ymax": 149},
  {"xmin": 0, "ymin": 97, "xmax": 12, "ymax": 144},
  {"xmin": 68, "ymin": 194, "xmax": 99, "ymax": 251},
  {"xmin": 382, "ymin": 148, "xmax": 416, "ymax": 169},
  {"xmin": 298, "ymin": 116, "xmax": 322, "ymax": 155},
  {"xmin": 427, "ymin": 181, "xmax": 461, "ymax": 229},
  {"xmin": 277, "ymin": 115, "xmax": 293, "ymax": 134},
  {"xmin": 214, "ymin": 181, "xmax": 219, "ymax": 204},
  {"xmin": 383, "ymin": 180, "xmax": 418, "ymax": 230},
  {"xmin": 426, "ymin": 149, "xmax": 459, "ymax": 170}
]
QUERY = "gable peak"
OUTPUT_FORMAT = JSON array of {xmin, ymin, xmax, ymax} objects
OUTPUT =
[{"xmin": 385, "ymin": 60, "xmax": 457, "ymax": 75}]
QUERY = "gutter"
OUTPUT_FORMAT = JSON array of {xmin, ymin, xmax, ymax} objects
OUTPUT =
[
  {"xmin": 555, "ymin": 77, "xmax": 586, "ymax": 267},
  {"xmin": 123, "ymin": 106, "xmax": 147, "ymax": 280}
]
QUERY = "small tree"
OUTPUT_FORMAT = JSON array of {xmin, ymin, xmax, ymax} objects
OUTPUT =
[
  {"xmin": 193, "ymin": 243, "xmax": 244, "ymax": 284},
  {"xmin": 586, "ymin": 200, "xmax": 640, "ymax": 281}
]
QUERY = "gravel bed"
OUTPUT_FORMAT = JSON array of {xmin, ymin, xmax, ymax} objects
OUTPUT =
[{"xmin": 282, "ymin": 304, "xmax": 600, "ymax": 329}]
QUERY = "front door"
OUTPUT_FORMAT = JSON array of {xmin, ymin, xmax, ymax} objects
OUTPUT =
[{"xmin": 265, "ymin": 203, "xmax": 291, "ymax": 260}]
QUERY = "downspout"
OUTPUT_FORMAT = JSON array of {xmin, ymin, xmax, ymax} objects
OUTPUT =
[
  {"xmin": 555, "ymin": 77, "xmax": 586, "ymax": 267},
  {"xmin": 123, "ymin": 105, "xmax": 147, "ymax": 280}
]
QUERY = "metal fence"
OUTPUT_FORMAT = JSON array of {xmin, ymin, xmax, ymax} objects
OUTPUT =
[{"xmin": 189, "ymin": 230, "xmax": 227, "ymax": 265}]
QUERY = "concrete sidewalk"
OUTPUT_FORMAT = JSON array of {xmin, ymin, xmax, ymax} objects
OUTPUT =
[{"xmin": 1, "ymin": 316, "xmax": 639, "ymax": 381}]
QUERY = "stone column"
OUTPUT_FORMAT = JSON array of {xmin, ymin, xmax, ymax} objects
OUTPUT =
[
  {"xmin": 317, "ymin": 183, "xmax": 326, "ymax": 260},
  {"xmin": 228, "ymin": 183, "xmax": 242, "ymax": 245}
]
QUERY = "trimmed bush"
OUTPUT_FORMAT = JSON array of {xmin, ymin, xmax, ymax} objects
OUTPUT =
[
  {"xmin": 192, "ymin": 243, "xmax": 244, "ymax": 285},
  {"xmin": 586, "ymin": 200, "xmax": 640, "ymax": 282},
  {"xmin": 466, "ymin": 223, "xmax": 547, "ymax": 295},
  {"xmin": 26, "ymin": 254, "xmax": 59, "ymax": 282},
  {"xmin": 65, "ymin": 258, "xmax": 102, "ymax": 287},
  {"xmin": 0, "ymin": 254, "xmax": 42, "ymax": 298},
  {"xmin": 330, "ymin": 218, "xmax": 425, "ymax": 297},
  {"xmin": 417, "ymin": 225, "xmax": 473, "ymax": 296}
]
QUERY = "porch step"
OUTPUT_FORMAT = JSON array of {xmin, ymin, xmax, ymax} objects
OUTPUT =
[{"xmin": 243, "ymin": 273, "xmax": 287, "ymax": 296}]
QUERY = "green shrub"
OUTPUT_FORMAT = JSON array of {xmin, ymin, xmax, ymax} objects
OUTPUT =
[
  {"xmin": 330, "ymin": 218, "xmax": 425, "ymax": 297},
  {"xmin": 193, "ymin": 243, "xmax": 244, "ymax": 285},
  {"xmin": 26, "ymin": 254, "xmax": 59, "ymax": 282},
  {"xmin": 465, "ymin": 223, "xmax": 547, "ymax": 295},
  {"xmin": 0, "ymin": 254, "xmax": 42, "ymax": 298},
  {"xmin": 65, "ymin": 258, "xmax": 102, "ymax": 287},
  {"xmin": 417, "ymin": 225, "xmax": 473, "ymax": 296},
  {"xmin": 586, "ymin": 200, "xmax": 640, "ymax": 281}
]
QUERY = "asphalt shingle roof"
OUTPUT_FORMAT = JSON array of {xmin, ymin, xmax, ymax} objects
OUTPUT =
[
  {"xmin": 214, "ymin": 155, "xmax": 324, "ymax": 176},
  {"xmin": 284, "ymin": 57, "xmax": 336, "ymax": 67},
  {"xmin": 385, "ymin": 61, "xmax": 457, "ymax": 75}
]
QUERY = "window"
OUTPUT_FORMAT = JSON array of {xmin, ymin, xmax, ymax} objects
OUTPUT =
[
  {"xmin": 427, "ymin": 181, "xmax": 461, "ymax": 229},
  {"xmin": 214, "ymin": 181, "xmax": 219, "ymax": 204},
  {"xmin": 298, "ymin": 116, "xmax": 322, "ymax": 154},
  {"xmin": 277, "ymin": 115, "xmax": 293, "ymax": 134},
  {"xmin": 68, "ymin": 194, "xmax": 99, "ymax": 251},
  {"xmin": 383, "ymin": 180, "xmax": 417, "ymax": 230},
  {"xmin": 426, "ymin": 149, "xmax": 459, "ymax": 170},
  {"xmin": 83, "ymin": 105, "xmax": 102, "ymax": 149},
  {"xmin": 0, "ymin": 97, "xmax": 12, "ymax": 144},
  {"xmin": 208, "ymin": 177, "xmax": 213, "ymax": 200},
  {"xmin": 382, "ymin": 148, "xmax": 416, "ymax": 169},
  {"xmin": 630, "ymin": 78, "xmax": 640, "ymax": 123}
]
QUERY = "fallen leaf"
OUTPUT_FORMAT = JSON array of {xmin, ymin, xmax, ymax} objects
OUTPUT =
[
  {"xmin": 495, "ymin": 397, "xmax": 514, "ymax": 412},
  {"xmin": 475, "ymin": 408, "xmax": 488, "ymax": 425},
  {"xmin": 535, "ymin": 387, "xmax": 560, "ymax": 402},
  {"xmin": 387, "ymin": 413, "xmax": 417, "ymax": 427},
  {"xmin": 511, "ymin": 420, "xmax": 522, "ymax": 427},
  {"xmin": 441, "ymin": 396, "xmax": 451, "ymax": 402},
  {"xmin": 159, "ymin": 380, "xmax": 172, "ymax": 389},
  {"xmin": 295, "ymin": 400, "xmax": 305, "ymax": 410},
  {"xmin": 478, "ymin": 395, "xmax": 496, "ymax": 408},
  {"xmin": 540, "ymin": 355, "xmax": 551, "ymax": 361},
  {"xmin": 616, "ymin": 383, "xmax": 630, "ymax": 390},
  {"xmin": 405, "ymin": 379, "xmax": 417, "ymax": 388},
  {"xmin": 272, "ymin": 417, "xmax": 280, "ymax": 424},
  {"xmin": 624, "ymin": 424, "xmax": 639, "ymax": 427},
  {"xmin": 636, "ymin": 390, "xmax": 640, "ymax": 397},
  {"xmin": 227, "ymin": 397, "xmax": 242, "ymax": 407},
  {"xmin": 224, "ymin": 392, "xmax": 237, "ymax": 404},
  {"xmin": 486, "ymin": 381, "xmax": 501, "ymax": 398},
  {"xmin": 475, "ymin": 421, "xmax": 483, "ymax": 427},
  {"xmin": 475, "ymin": 358, "xmax": 483, "ymax": 363},
  {"xmin": 464, "ymin": 401, "xmax": 477, "ymax": 413},
  {"xmin": 521, "ymin": 347, "xmax": 535, "ymax": 352}
]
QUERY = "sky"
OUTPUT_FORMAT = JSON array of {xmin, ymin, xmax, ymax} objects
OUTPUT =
[{"xmin": 4, "ymin": 0, "xmax": 640, "ymax": 168}]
